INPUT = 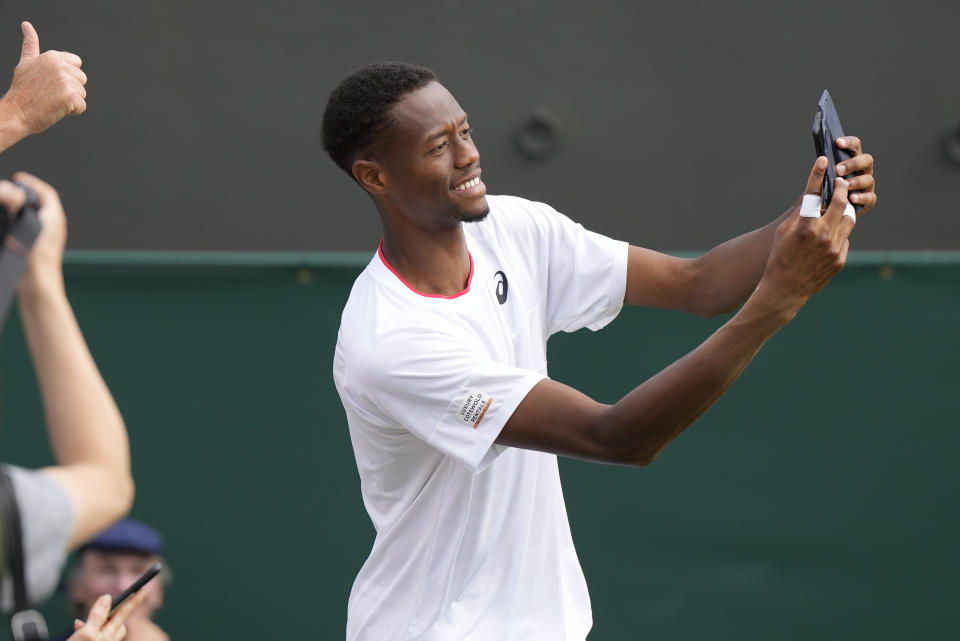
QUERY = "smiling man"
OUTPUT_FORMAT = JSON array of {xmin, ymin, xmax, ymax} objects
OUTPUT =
[{"xmin": 322, "ymin": 62, "xmax": 876, "ymax": 640}]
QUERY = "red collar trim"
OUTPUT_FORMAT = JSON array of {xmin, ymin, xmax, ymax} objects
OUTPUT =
[{"xmin": 377, "ymin": 240, "xmax": 473, "ymax": 300}]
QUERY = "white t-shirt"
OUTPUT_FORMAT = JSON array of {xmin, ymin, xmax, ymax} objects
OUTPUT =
[
  {"xmin": 0, "ymin": 464, "xmax": 74, "ymax": 612},
  {"xmin": 334, "ymin": 195, "xmax": 628, "ymax": 641}
]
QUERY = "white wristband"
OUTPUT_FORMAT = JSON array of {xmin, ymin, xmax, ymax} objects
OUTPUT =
[
  {"xmin": 799, "ymin": 194, "xmax": 822, "ymax": 218},
  {"xmin": 842, "ymin": 202, "xmax": 856, "ymax": 224}
]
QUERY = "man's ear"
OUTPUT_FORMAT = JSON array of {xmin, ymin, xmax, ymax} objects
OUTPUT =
[{"xmin": 352, "ymin": 160, "xmax": 388, "ymax": 195}]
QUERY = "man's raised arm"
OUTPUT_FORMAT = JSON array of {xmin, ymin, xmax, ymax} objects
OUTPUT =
[
  {"xmin": 497, "ymin": 166, "xmax": 858, "ymax": 465},
  {"xmin": 623, "ymin": 139, "xmax": 876, "ymax": 317}
]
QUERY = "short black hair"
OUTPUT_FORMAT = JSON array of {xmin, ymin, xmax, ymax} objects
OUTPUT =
[{"xmin": 321, "ymin": 62, "xmax": 437, "ymax": 176}]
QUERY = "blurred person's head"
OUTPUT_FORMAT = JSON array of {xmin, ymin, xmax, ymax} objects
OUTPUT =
[{"xmin": 68, "ymin": 519, "xmax": 168, "ymax": 620}]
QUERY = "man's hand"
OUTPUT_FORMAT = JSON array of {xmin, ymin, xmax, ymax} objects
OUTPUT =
[
  {"xmin": 0, "ymin": 172, "xmax": 68, "ymax": 295},
  {"xmin": 835, "ymin": 136, "xmax": 877, "ymax": 213},
  {"xmin": 68, "ymin": 590, "xmax": 148, "ymax": 641},
  {"xmin": 757, "ymin": 158, "xmax": 856, "ymax": 316},
  {"xmin": 786, "ymin": 137, "xmax": 876, "ymax": 217},
  {"xmin": 0, "ymin": 21, "xmax": 87, "ymax": 139}
]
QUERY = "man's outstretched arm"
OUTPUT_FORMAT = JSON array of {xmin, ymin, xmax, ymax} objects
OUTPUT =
[
  {"xmin": 0, "ymin": 173, "xmax": 133, "ymax": 548},
  {"xmin": 0, "ymin": 21, "xmax": 87, "ymax": 153},
  {"xmin": 497, "ymin": 168, "xmax": 857, "ymax": 465},
  {"xmin": 624, "ymin": 138, "xmax": 876, "ymax": 317}
]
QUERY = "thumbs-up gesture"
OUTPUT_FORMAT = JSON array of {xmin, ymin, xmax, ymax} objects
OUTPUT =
[{"xmin": 1, "ymin": 21, "xmax": 87, "ymax": 139}]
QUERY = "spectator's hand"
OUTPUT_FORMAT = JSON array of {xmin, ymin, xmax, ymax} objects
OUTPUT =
[
  {"xmin": 0, "ymin": 172, "xmax": 68, "ymax": 295},
  {"xmin": 68, "ymin": 590, "xmax": 147, "ymax": 641},
  {"xmin": 758, "ymin": 158, "xmax": 855, "ymax": 311},
  {"xmin": 123, "ymin": 616, "xmax": 171, "ymax": 641},
  {"xmin": 834, "ymin": 136, "xmax": 877, "ymax": 214},
  {"xmin": 0, "ymin": 21, "xmax": 87, "ymax": 137}
]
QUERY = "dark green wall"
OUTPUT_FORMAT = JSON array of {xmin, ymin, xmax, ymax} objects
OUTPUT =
[{"xmin": 0, "ymin": 254, "xmax": 957, "ymax": 640}]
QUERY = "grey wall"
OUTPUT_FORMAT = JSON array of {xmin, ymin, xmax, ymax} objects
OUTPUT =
[{"xmin": 0, "ymin": 1, "xmax": 957, "ymax": 251}]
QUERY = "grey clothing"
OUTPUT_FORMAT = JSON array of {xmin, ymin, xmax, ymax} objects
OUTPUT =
[{"xmin": 0, "ymin": 464, "xmax": 74, "ymax": 611}]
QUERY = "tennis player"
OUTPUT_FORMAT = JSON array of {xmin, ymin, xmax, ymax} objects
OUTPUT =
[{"xmin": 322, "ymin": 62, "xmax": 876, "ymax": 640}]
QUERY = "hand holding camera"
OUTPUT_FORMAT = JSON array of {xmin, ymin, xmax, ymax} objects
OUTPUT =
[{"xmin": 0, "ymin": 172, "xmax": 69, "ymax": 330}]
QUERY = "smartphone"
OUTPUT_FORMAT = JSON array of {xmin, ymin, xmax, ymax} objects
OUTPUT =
[
  {"xmin": 811, "ymin": 90, "xmax": 862, "ymax": 213},
  {"xmin": 109, "ymin": 562, "xmax": 163, "ymax": 615}
]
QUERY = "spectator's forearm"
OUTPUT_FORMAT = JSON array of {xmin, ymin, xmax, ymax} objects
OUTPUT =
[
  {"xmin": 0, "ymin": 97, "xmax": 29, "ymax": 153},
  {"xmin": 18, "ymin": 274, "xmax": 131, "ymax": 481}
]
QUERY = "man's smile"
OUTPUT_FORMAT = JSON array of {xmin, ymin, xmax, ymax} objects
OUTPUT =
[{"xmin": 452, "ymin": 171, "xmax": 485, "ymax": 196}]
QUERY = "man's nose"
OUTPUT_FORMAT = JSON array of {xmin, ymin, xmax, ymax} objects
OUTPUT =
[{"xmin": 455, "ymin": 137, "xmax": 479, "ymax": 168}]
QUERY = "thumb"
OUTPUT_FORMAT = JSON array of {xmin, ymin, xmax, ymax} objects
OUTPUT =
[
  {"xmin": 20, "ymin": 21, "xmax": 40, "ymax": 61},
  {"xmin": 804, "ymin": 156, "xmax": 828, "ymax": 195}
]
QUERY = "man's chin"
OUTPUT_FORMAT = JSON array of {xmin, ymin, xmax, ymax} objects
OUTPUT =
[
  {"xmin": 434, "ymin": 198, "xmax": 490, "ymax": 226},
  {"xmin": 460, "ymin": 198, "xmax": 490, "ymax": 223},
  {"xmin": 460, "ymin": 208, "xmax": 489, "ymax": 223}
]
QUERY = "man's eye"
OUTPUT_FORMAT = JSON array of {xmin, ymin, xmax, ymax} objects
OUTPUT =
[
  {"xmin": 460, "ymin": 127, "xmax": 474, "ymax": 138},
  {"xmin": 432, "ymin": 141, "xmax": 449, "ymax": 154}
]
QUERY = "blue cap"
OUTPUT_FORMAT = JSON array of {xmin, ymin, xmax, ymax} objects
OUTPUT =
[{"xmin": 78, "ymin": 518, "xmax": 165, "ymax": 556}]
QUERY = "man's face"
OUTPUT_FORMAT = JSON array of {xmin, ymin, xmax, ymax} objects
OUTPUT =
[
  {"xmin": 70, "ymin": 550, "xmax": 164, "ymax": 619},
  {"xmin": 373, "ymin": 81, "xmax": 488, "ymax": 227}
]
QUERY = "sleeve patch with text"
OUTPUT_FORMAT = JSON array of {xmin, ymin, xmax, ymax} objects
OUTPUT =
[{"xmin": 456, "ymin": 389, "xmax": 493, "ymax": 429}]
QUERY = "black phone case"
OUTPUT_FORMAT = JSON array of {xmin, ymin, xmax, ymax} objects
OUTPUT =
[
  {"xmin": 811, "ymin": 90, "xmax": 862, "ymax": 213},
  {"xmin": 109, "ymin": 562, "xmax": 162, "ymax": 614}
]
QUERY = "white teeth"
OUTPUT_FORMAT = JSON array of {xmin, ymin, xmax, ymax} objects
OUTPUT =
[{"xmin": 454, "ymin": 177, "xmax": 480, "ymax": 191}]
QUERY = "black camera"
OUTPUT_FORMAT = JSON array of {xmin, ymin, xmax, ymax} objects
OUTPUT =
[
  {"xmin": 0, "ymin": 181, "xmax": 43, "ymax": 329},
  {"xmin": 0, "ymin": 181, "xmax": 40, "ymax": 240}
]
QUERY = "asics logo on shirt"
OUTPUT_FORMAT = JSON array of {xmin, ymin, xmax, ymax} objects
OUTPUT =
[{"xmin": 494, "ymin": 271, "xmax": 508, "ymax": 304}]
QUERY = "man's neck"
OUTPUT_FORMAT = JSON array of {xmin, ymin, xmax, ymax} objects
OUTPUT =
[{"xmin": 379, "ymin": 224, "xmax": 472, "ymax": 297}]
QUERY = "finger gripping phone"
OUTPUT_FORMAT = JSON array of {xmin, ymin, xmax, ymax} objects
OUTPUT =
[{"xmin": 811, "ymin": 90, "xmax": 863, "ymax": 213}]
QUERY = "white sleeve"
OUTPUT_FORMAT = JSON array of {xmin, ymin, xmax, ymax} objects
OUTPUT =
[
  {"xmin": 353, "ymin": 326, "xmax": 546, "ymax": 472},
  {"xmin": 527, "ymin": 201, "xmax": 628, "ymax": 335}
]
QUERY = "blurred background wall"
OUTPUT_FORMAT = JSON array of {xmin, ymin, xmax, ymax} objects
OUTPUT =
[
  {"xmin": 0, "ymin": 1, "xmax": 957, "ymax": 639},
  {"xmin": 0, "ymin": 0, "xmax": 958, "ymax": 251}
]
